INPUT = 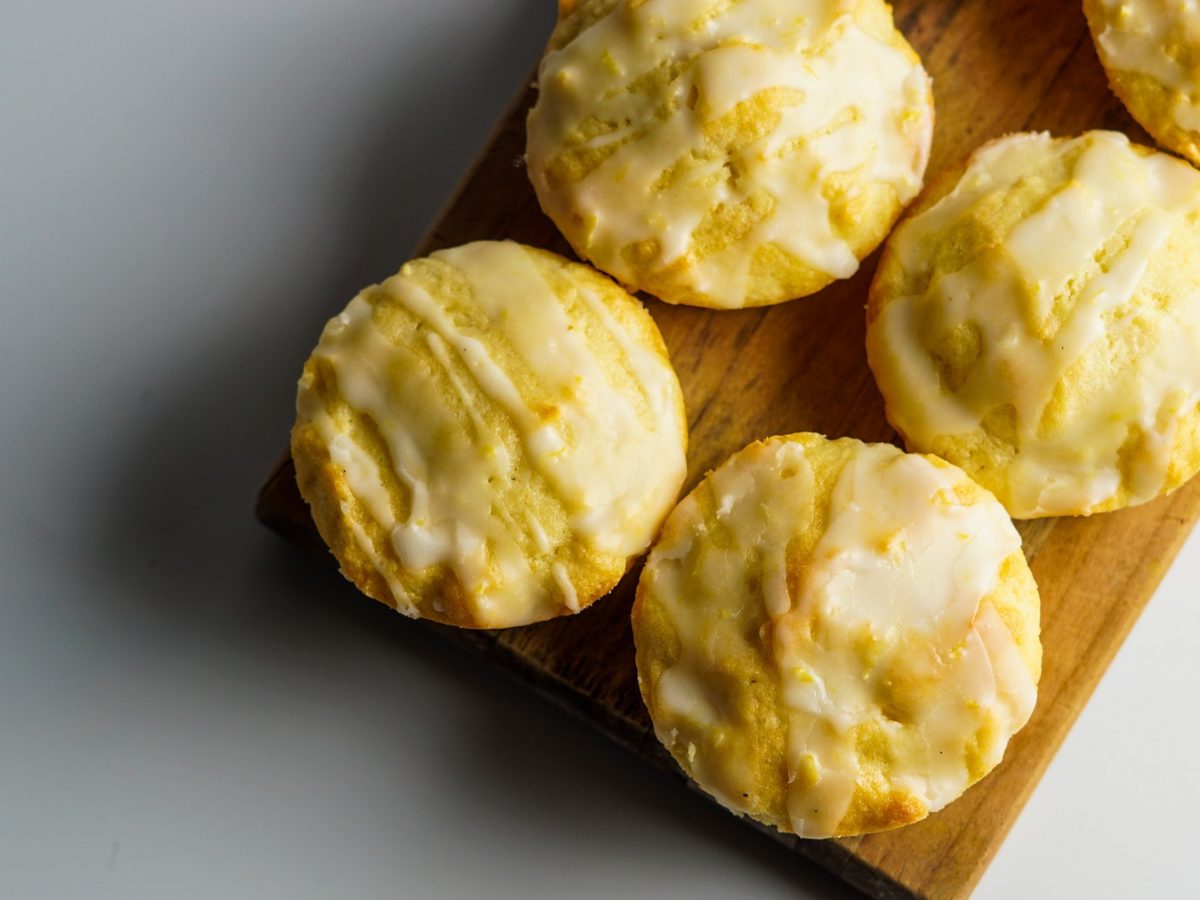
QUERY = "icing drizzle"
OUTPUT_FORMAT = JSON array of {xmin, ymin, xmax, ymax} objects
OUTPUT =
[
  {"xmin": 297, "ymin": 241, "xmax": 686, "ymax": 627},
  {"xmin": 1092, "ymin": 0, "xmax": 1200, "ymax": 133},
  {"xmin": 641, "ymin": 438, "xmax": 1037, "ymax": 838},
  {"xmin": 527, "ymin": 0, "xmax": 933, "ymax": 307},
  {"xmin": 871, "ymin": 131, "xmax": 1200, "ymax": 517}
]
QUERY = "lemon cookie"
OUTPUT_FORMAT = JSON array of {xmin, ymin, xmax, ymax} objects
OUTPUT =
[
  {"xmin": 526, "ymin": 0, "xmax": 934, "ymax": 309},
  {"xmin": 292, "ymin": 240, "xmax": 688, "ymax": 629},
  {"xmin": 868, "ymin": 130, "xmax": 1200, "ymax": 518},
  {"xmin": 632, "ymin": 434, "xmax": 1040, "ymax": 839},
  {"xmin": 1085, "ymin": 0, "xmax": 1200, "ymax": 166}
]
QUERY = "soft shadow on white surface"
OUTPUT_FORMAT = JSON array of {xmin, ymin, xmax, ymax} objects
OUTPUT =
[{"xmin": 0, "ymin": 2, "xmax": 859, "ymax": 898}]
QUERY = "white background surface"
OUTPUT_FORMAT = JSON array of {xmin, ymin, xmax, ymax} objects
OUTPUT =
[{"xmin": 2, "ymin": 2, "xmax": 1197, "ymax": 897}]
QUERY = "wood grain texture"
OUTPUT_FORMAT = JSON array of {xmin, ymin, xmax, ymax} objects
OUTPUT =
[{"xmin": 255, "ymin": 2, "xmax": 1200, "ymax": 897}]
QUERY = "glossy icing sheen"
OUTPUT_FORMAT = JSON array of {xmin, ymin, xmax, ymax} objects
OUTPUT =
[
  {"xmin": 871, "ymin": 131, "xmax": 1200, "ymax": 517},
  {"xmin": 1092, "ymin": 0, "xmax": 1200, "ymax": 131},
  {"xmin": 297, "ymin": 241, "xmax": 686, "ymax": 627},
  {"xmin": 642, "ymin": 439, "xmax": 1036, "ymax": 838},
  {"xmin": 527, "ymin": 0, "xmax": 932, "ymax": 308}
]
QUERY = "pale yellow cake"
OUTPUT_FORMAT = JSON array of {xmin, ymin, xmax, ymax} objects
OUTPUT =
[
  {"xmin": 1085, "ymin": 0, "xmax": 1200, "ymax": 166},
  {"xmin": 867, "ymin": 130, "xmax": 1200, "ymax": 519},
  {"xmin": 292, "ymin": 240, "xmax": 688, "ymax": 629},
  {"xmin": 632, "ymin": 433, "xmax": 1041, "ymax": 839},
  {"xmin": 526, "ymin": 0, "xmax": 934, "ymax": 309}
]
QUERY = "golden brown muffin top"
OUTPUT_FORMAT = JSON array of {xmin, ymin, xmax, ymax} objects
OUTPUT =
[
  {"xmin": 634, "ymin": 434, "xmax": 1040, "ymax": 838},
  {"xmin": 868, "ymin": 130, "xmax": 1200, "ymax": 518},
  {"xmin": 293, "ymin": 240, "xmax": 687, "ymax": 628},
  {"xmin": 1085, "ymin": 0, "xmax": 1200, "ymax": 164},
  {"xmin": 527, "ymin": 0, "xmax": 933, "ymax": 308}
]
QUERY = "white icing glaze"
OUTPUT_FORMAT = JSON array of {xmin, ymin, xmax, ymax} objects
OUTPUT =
[
  {"xmin": 871, "ymin": 131, "xmax": 1200, "ymax": 517},
  {"xmin": 296, "ymin": 241, "xmax": 686, "ymax": 627},
  {"xmin": 641, "ymin": 438, "xmax": 1036, "ymax": 838},
  {"xmin": 527, "ymin": 0, "xmax": 933, "ymax": 308},
  {"xmin": 773, "ymin": 444, "xmax": 1033, "ymax": 836},
  {"xmin": 551, "ymin": 561, "xmax": 580, "ymax": 613},
  {"xmin": 1092, "ymin": 0, "xmax": 1200, "ymax": 133}
]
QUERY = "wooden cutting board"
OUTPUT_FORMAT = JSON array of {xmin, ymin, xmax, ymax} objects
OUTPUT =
[{"xmin": 256, "ymin": 1, "xmax": 1200, "ymax": 896}]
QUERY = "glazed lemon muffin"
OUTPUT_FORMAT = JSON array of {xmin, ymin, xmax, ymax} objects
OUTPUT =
[
  {"xmin": 292, "ymin": 240, "xmax": 688, "ymax": 629},
  {"xmin": 1085, "ymin": 0, "xmax": 1200, "ymax": 166},
  {"xmin": 633, "ymin": 434, "xmax": 1040, "ymax": 839},
  {"xmin": 867, "ymin": 130, "xmax": 1200, "ymax": 519},
  {"xmin": 526, "ymin": 0, "xmax": 934, "ymax": 309}
]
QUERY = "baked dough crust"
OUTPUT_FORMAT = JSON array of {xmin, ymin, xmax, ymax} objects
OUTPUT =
[
  {"xmin": 526, "ymin": 0, "xmax": 933, "ymax": 309},
  {"xmin": 868, "ymin": 130, "xmax": 1200, "ymax": 518},
  {"xmin": 293, "ymin": 240, "xmax": 688, "ymax": 628},
  {"xmin": 633, "ymin": 433, "xmax": 1040, "ymax": 839},
  {"xmin": 1085, "ymin": 0, "xmax": 1200, "ymax": 166}
]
